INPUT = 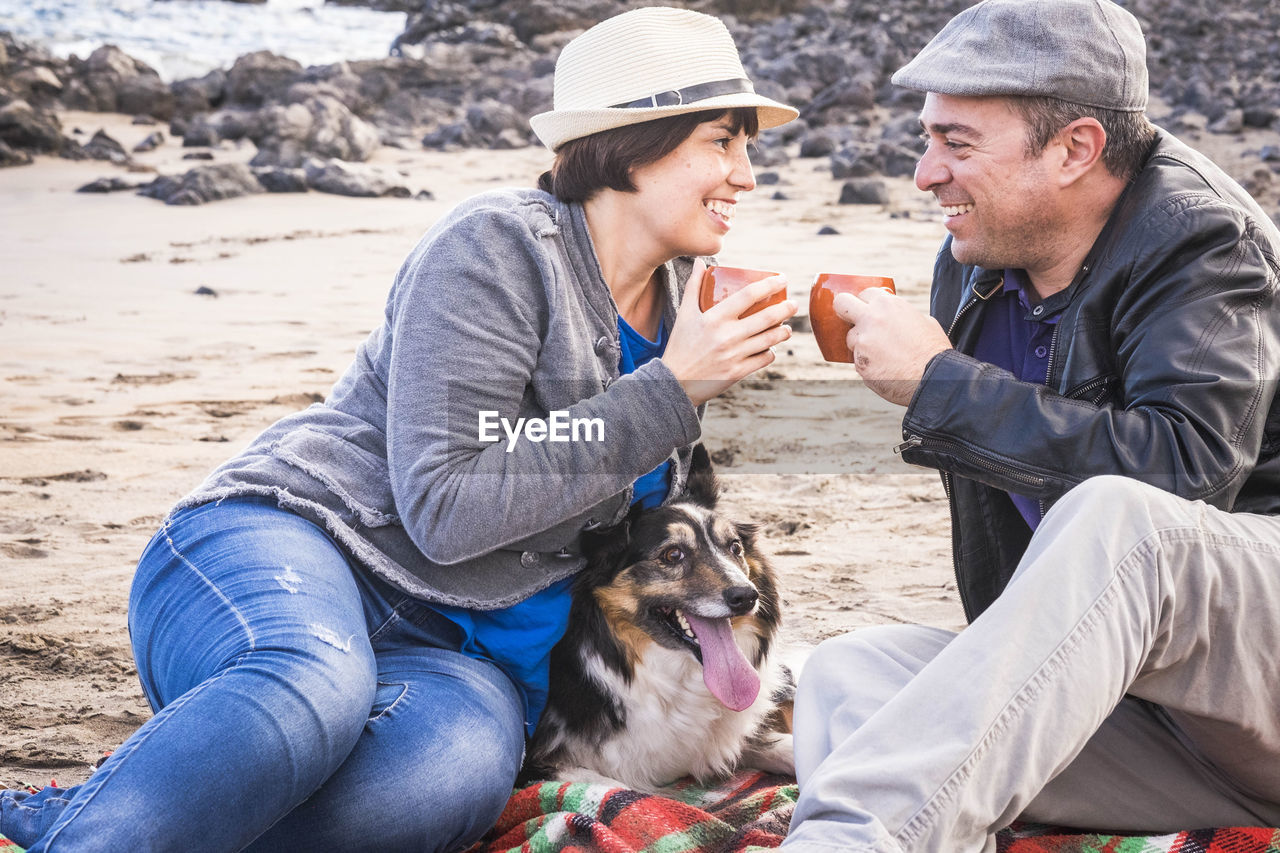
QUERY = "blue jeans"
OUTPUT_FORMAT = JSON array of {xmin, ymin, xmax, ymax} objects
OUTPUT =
[{"xmin": 1, "ymin": 497, "xmax": 525, "ymax": 852}]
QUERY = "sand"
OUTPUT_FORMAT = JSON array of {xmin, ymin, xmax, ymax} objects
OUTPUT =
[{"xmin": 0, "ymin": 109, "xmax": 1003, "ymax": 789}]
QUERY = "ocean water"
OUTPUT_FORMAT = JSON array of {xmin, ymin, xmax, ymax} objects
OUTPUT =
[{"xmin": 0, "ymin": 0, "xmax": 407, "ymax": 82}]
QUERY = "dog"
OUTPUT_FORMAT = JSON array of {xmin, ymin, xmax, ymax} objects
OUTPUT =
[{"xmin": 520, "ymin": 446, "xmax": 795, "ymax": 792}]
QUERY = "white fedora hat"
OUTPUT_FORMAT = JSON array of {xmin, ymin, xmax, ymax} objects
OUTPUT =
[{"xmin": 530, "ymin": 6, "xmax": 798, "ymax": 152}]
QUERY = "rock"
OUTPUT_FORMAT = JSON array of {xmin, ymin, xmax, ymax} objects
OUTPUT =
[
  {"xmin": 66, "ymin": 45, "xmax": 173, "ymax": 119},
  {"xmin": 838, "ymin": 178, "xmax": 890, "ymax": 205},
  {"xmin": 183, "ymin": 119, "xmax": 221, "ymax": 148},
  {"xmin": 1243, "ymin": 107, "xmax": 1278, "ymax": 129},
  {"xmin": 771, "ymin": 190, "xmax": 788, "ymax": 200},
  {"xmin": 830, "ymin": 145, "xmax": 876, "ymax": 180},
  {"xmin": 171, "ymin": 69, "xmax": 227, "ymax": 117},
  {"xmin": 77, "ymin": 176, "xmax": 147, "ymax": 193},
  {"xmin": 139, "ymin": 163, "xmax": 264, "ymax": 205},
  {"xmin": 798, "ymin": 131, "xmax": 837, "ymax": 158},
  {"xmin": 225, "ymin": 51, "xmax": 305, "ymax": 108},
  {"xmin": 132, "ymin": 130, "xmax": 165, "ymax": 153},
  {"xmin": 57, "ymin": 136, "xmax": 89, "ymax": 160},
  {"xmin": 182, "ymin": 151, "xmax": 215, "ymax": 160},
  {"xmin": 303, "ymin": 158, "xmax": 410, "ymax": 197},
  {"xmin": 0, "ymin": 140, "xmax": 34, "ymax": 168},
  {"xmin": 756, "ymin": 171, "xmax": 780, "ymax": 186},
  {"xmin": 249, "ymin": 96, "xmax": 380, "ymax": 167},
  {"xmin": 10, "ymin": 66, "xmax": 64, "ymax": 101},
  {"xmin": 465, "ymin": 98, "xmax": 526, "ymax": 145},
  {"xmin": 117, "ymin": 74, "xmax": 175, "ymax": 120},
  {"xmin": 253, "ymin": 166, "xmax": 309, "ymax": 193},
  {"xmin": 504, "ymin": 1, "xmax": 608, "ymax": 44},
  {"xmin": 1208, "ymin": 108, "xmax": 1244, "ymax": 135},
  {"xmin": 818, "ymin": 225, "xmax": 839, "ymax": 235},
  {"xmin": 0, "ymin": 100, "xmax": 64, "ymax": 153},
  {"xmin": 205, "ymin": 109, "xmax": 262, "ymax": 143},
  {"xmin": 82, "ymin": 129, "xmax": 130, "ymax": 163},
  {"xmin": 754, "ymin": 147, "xmax": 791, "ymax": 169},
  {"xmin": 1174, "ymin": 111, "xmax": 1208, "ymax": 133},
  {"xmin": 876, "ymin": 141, "xmax": 920, "ymax": 179},
  {"xmin": 1242, "ymin": 166, "xmax": 1273, "ymax": 198}
]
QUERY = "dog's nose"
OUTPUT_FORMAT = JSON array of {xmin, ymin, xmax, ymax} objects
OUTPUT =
[{"xmin": 723, "ymin": 585, "xmax": 758, "ymax": 615}]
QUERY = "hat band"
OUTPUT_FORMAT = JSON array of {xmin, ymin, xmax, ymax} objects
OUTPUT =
[{"xmin": 607, "ymin": 77, "xmax": 754, "ymax": 110}]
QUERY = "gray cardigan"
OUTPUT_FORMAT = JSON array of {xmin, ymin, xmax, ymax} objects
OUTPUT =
[{"xmin": 175, "ymin": 188, "xmax": 704, "ymax": 608}]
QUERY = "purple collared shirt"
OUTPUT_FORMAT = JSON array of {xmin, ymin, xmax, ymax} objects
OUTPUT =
[{"xmin": 970, "ymin": 269, "xmax": 1062, "ymax": 530}]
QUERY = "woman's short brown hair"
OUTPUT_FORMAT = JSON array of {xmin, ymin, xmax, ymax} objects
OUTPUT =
[{"xmin": 537, "ymin": 108, "xmax": 760, "ymax": 203}]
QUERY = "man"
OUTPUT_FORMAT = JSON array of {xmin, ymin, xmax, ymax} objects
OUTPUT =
[{"xmin": 782, "ymin": 0, "xmax": 1280, "ymax": 850}]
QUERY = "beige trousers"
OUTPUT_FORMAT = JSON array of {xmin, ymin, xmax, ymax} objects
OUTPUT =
[{"xmin": 783, "ymin": 475, "xmax": 1280, "ymax": 852}]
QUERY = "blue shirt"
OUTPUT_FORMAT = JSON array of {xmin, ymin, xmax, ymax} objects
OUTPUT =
[
  {"xmin": 971, "ymin": 269, "xmax": 1063, "ymax": 531},
  {"xmin": 618, "ymin": 315, "xmax": 674, "ymax": 509},
  {"xmin": 430, "ymin": 313, "xmax": 674, "ymax": 736}
]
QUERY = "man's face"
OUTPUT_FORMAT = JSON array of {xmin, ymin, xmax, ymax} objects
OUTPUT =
[{"xmin": 915, "ymin": 93, "xmax": 1062, "ymax": 273}]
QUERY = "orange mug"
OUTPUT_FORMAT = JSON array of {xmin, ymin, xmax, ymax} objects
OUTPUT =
[
  {"xmin": 699, "ymin": 265, "xmax": 786, "ymax": 318},
  {"xmin": 808, "ymin": 273, "xmax": 896, "ymax": 363}
]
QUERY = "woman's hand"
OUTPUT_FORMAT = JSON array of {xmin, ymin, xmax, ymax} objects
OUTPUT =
[{"xmin": 662, "ymin": 258, "xmax": 797, "ymax": 407}]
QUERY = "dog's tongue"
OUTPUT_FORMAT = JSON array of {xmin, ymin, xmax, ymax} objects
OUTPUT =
[{"xmin": 683, "ymin": 613, "xmax": 760, "ymax": 711}]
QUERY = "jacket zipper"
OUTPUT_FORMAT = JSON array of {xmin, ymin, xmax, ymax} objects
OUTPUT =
[
  {"xmin": 895, "ymin": 433, "xmax": 1046, "ymax": 490},
  {"xmin": 946, "ymin": 289, "xmax": 983, "ymax": 338},
  {"xmin": 1037, "ymin": 321, "xmax": 1065, "ymax": 519}
]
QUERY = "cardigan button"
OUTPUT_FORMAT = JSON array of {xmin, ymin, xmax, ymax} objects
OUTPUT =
[{"xmin": 520, "ymin": 551, "xmax": 540, "ymax": 567}]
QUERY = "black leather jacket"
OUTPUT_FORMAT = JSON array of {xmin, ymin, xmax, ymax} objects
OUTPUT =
[{"xmin": 898, "ymin": 129, "xmax": 1280, "ymax": 622}]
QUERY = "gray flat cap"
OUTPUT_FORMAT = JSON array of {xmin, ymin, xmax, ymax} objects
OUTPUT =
[{"xmin": 892, "ymin": 0, "xmax": 1148, "ymax": 112}]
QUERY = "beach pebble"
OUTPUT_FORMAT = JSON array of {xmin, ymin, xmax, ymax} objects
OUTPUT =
[
  {"xmin": 81, "ymin": 129, "xmax": 130, "ymax": 164},
  {"xmin": 303, "ymin": 158, "xmax": 410, "ymax": 198},
  {"xmin": 76, "ymin": 176, "xmax": 146, "ymax": 193},
  {"xmin": 838, "ymin": 178, "xmax": 890, "ymax": 206},
  {"xmin": 138, "ymin": 162, "xmax": 264, "ymax": 205},
  {"xmin": 253, "ymin": 166, "xmax": 309, "ymax": 193},
  {"xmin": 132, "ymin": 130, "xmax": 165, "ymax": 153}
]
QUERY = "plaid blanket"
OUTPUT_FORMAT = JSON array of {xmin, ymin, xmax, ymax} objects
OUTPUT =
[
  {"xmin": 468, "ymin": 771, "xmax": 798, "ymax": 853},
  {"xmin": 3, "ymin": 776, "xmax": 1278, "ymax": 852},
  {"xmin": 468, "ymin": 772, "xmax": 1280, "ymax": 853},
  {"xmin": 999, "ymin": 825, "xmax": 1280, "ymax": 853}
]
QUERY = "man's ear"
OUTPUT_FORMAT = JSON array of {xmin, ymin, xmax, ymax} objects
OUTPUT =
[{"xmin": 1056, "ymin": 117, "xmax": 1108, "ymax": 186}]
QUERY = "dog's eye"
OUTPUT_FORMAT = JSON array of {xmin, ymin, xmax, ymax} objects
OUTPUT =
[
  {"xmin": 660, "ymin": 546, "xmax": 685, "ymax": 564},
  {"xmin": 728, "ymin": 540, "xmax": 744, "ymax": 557}
]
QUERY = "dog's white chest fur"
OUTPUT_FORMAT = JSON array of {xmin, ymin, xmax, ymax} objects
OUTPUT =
[{"xmin": 556, "ymin": 637, "xmax": 791, "ymax": 792}]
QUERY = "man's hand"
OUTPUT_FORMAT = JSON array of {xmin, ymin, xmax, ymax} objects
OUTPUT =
[{"xmin": 835, "ymin": 288, "xmax": 953, "ymax": 406}]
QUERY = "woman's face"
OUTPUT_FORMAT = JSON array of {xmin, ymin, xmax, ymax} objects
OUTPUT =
[{"xmin": 626, "ymin": 116, "xmax": 757, "ymax": 260}]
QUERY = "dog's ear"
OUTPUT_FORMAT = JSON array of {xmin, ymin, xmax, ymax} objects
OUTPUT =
[
  {"xmin": 580, "ymin": 502, "xmax": 643, "ymax": 567},
  {"xmin": 734, "ymin": 520, "xmax": 760, "ymax": 549},
  {"xmin": 684, "ymin": 443, "xmax": 719, "ymax": 508}
]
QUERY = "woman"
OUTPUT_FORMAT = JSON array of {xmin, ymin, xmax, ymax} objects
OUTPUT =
[{"xmin": 0, "ymin": 7, "xmax": 797, "ymax": 852}]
